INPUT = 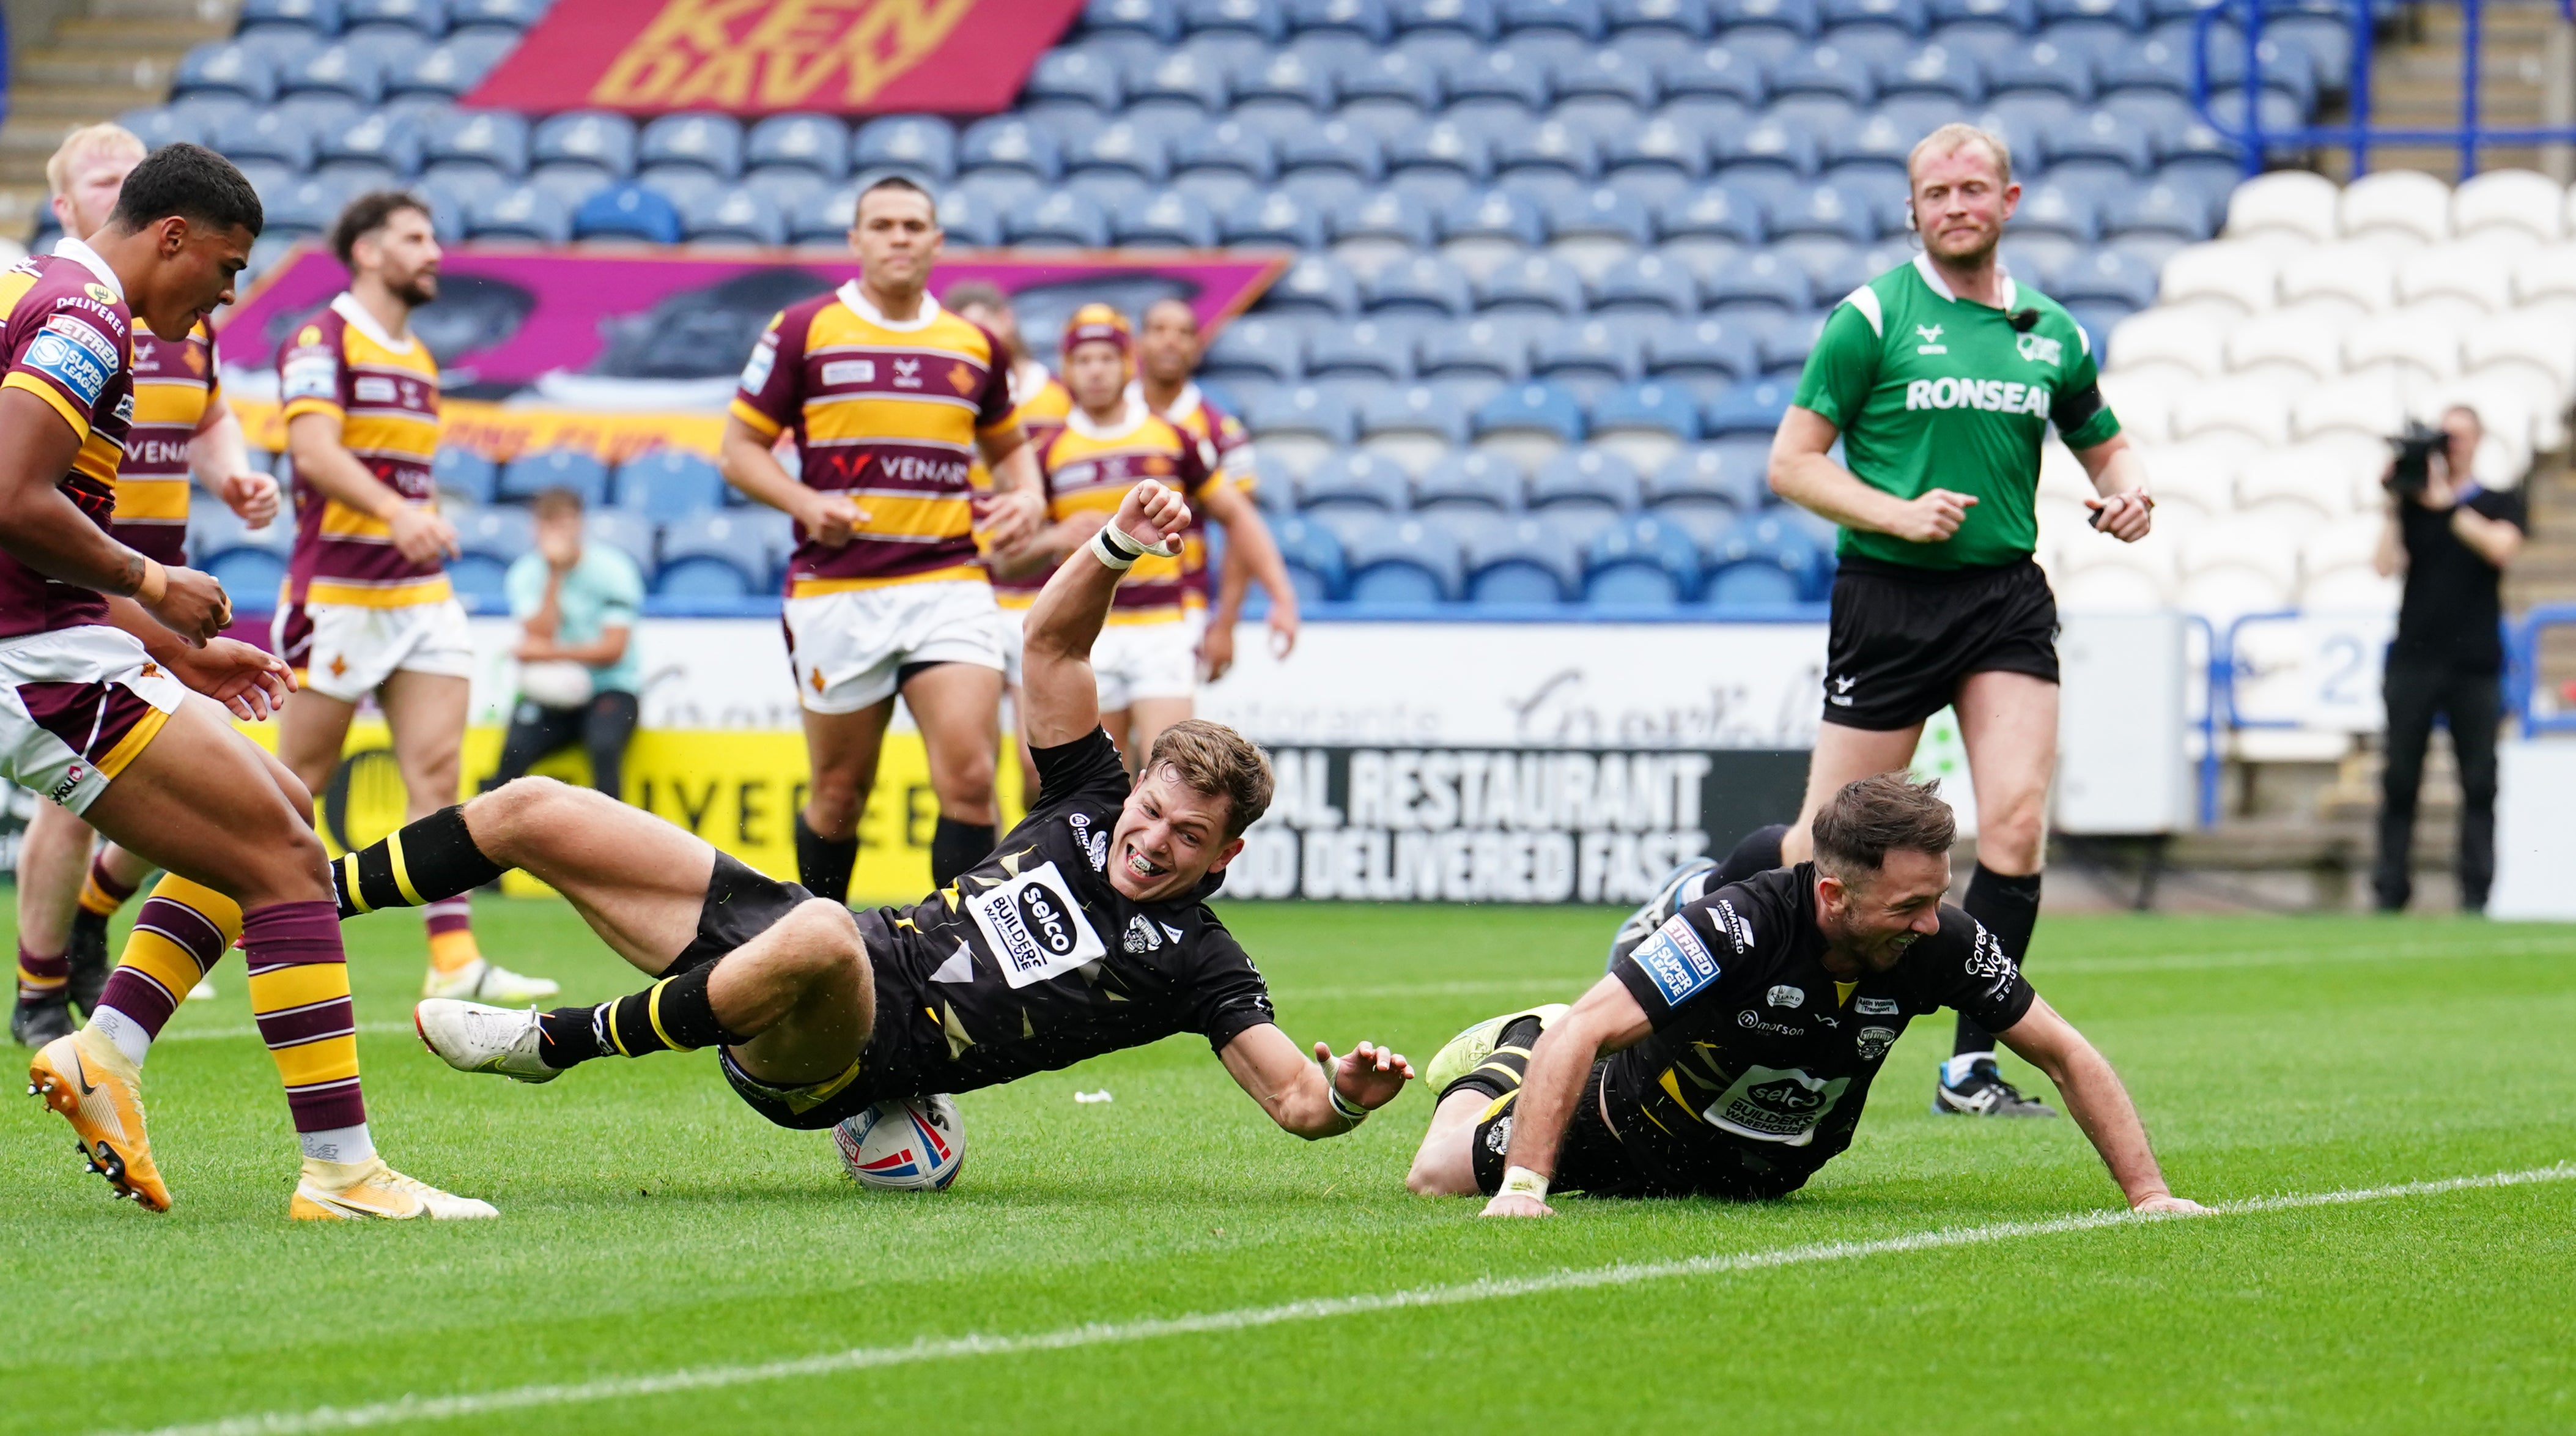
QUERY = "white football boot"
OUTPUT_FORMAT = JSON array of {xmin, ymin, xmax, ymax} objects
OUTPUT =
[
  {"xmin": 290, "ymin": 1156, "xmax": 498, "ymax": 1221},
  {"xmin": 415, "ymin": 999, "xmax": 561, "ymax": 1083},
  {"xmin": 1424, "ymin": 1004, "xmax": 1570, "ymax": 1095},
  {"xmin": 423, "ymin": 957, "xmax": 560, "ymax": 1003}
]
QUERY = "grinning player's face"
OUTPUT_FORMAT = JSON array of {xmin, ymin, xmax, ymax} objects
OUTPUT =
[
  {"xmin": 1136, "ymin": 301, "xmax": 1198, "ymax": 385},
  {"xmin": 1064, "ymin": 339, "xmax": 1127, "ymax": 413},
  {"xmin": 850, "ymin": 189, "xmax": 943, "ymax": 298},
  {"xmin": 357, "ymin": 207, "xmax": 441, "ymax": 308},
  {"xmin": 54, "ymin": 147, "xmax": 139, "ymax": 241},
  {"xmin": 1908, "ymin": 144, "xmax": 2018, "ymax": 268},
  {"xmin": 1109, "ymin": 763, "xmax": 1244, "ymax": 903},
  {"xmin": 131, "ymin": 215, "xmax": 255, "ymax": 342},
  {"xmin": 1814, "ymin": 848, "xmax": 1952, "ymax": 972}
]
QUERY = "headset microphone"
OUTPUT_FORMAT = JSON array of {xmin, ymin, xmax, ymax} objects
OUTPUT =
[{"xmin": 2006, "ymin": 308, "xmax": 2040, "ymax": 332}]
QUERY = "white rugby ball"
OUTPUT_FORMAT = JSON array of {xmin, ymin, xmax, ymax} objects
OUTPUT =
[{"xmin": 832, "ymin": 1094, "xmax": 965, "ymax": 1191}]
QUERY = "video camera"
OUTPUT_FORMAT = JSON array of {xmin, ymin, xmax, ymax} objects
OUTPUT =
[{"xmin": 2386, "ymin": 421, "xmax": 2449, "ymax": 497}]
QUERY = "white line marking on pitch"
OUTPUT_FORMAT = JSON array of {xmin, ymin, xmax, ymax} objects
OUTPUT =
[{"xmin": 111, "ymin": 1162, "xmax": 2576, "ymax": 1436}]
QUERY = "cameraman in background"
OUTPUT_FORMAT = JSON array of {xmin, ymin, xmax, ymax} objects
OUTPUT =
[{"xmin": 2372, "ymin": 405, "xmax": 2525, "ymax": 914}]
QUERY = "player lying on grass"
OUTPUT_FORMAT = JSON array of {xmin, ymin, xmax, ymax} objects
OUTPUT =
[
  {"xmin": 369, "ymin": 478, "xmax": 1410, "ymax": 1157},
  {"xmin": 1405, "ymin": 772, "xmax": 2203, "ymax": 1217}
]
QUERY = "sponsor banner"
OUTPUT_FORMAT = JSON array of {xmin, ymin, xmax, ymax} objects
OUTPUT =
[
  {"xmin": 1219, "ymin": 746, "xmax": 1810, "ymax": 905},
  {"xmin": 229, "ymin": 396, "xmax": 726, "ymax": 466},
  {"xmin": 220, "ymin": 248, "xmax": 1286, "ymax": 405},
  {"xmin": 468, "ymin": 0, "xmax": 1083, "ymax": 117}
]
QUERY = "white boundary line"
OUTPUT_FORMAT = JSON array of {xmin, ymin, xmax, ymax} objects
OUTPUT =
[{"xmin": 113, "ymin": 1162, "xmax": 2576, "ymax": 1436}]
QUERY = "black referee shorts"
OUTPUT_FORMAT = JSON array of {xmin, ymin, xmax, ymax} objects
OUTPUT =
[{"xmin": 1821, "ymin": 556, "xmax": 2061, "ymax": 731}]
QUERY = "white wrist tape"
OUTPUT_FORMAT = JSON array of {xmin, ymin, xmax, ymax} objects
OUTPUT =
[
  {"xmin": 1497, "ymin": 1165, "xmax": 1550, "ymax": 1202},
  {"xmin": 1087, "ymin": 527, "xmax": 1141, "ymax": 571},
  {"xmin": 1327, "ymin": 1083, "xmax": 1369, "ymax": 1124}
]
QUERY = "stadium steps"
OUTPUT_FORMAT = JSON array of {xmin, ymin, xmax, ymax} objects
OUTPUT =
[
  {"xmin": 0, "ymin": 0, "xmax": 232, "ymax": 238},
  {"xmin": 2505, "ymin": 447, "xmax": 2576, "ymax": 703},
  {"xmin": 2331, "ymin": 1, "xmax": 2568, "ymax": 178}
]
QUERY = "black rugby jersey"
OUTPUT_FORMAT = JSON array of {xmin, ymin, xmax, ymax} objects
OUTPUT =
[
  {"xmin": 854, "ymin": 727, "xmax": 1276, "ymax": 1101},
  {"xmin": 1603, "ymin": 862, "xmax": 2035, "ymax": 1183}
]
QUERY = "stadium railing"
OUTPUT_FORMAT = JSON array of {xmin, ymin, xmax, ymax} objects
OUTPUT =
[
  {"xmin": 2194, "ymin": 0, "xmax": 2576, "ymax": 177},
  {"xmin": 2511, "ymin": 604, "xmax": 2576, "ymax": 735}
]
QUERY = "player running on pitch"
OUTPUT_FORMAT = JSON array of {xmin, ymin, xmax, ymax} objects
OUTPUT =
[
  {"xmin": 376, "ymin": 477, "xmax": 1409, "ymax": 1161},
  {"xmin": 1763, "ymin": 123, "xmax": 2153, "ymax": 1118},
  {"xmin": 11, "ymin": 124, "xmax": 279, "ymax": 1046},
  {"xmin": 1406, "ymin": 773, "xmax": 2201, "ymax": 1217}
]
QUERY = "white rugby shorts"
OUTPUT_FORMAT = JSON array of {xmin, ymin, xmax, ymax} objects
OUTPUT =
[
  {"xmin": 0, "ymin": 624, "xmax": 186, "ymax": 815},
  {"xmin": 995, "ymin": 600, "xmax": 1031, "ymax": 688},
  {"xmin": 783, "ymin": 579, "xmax": 1003, "ymax": 714},
  {"xmin": 1092, "ymin": 615, "xmax": 1200, "ymax": 712},
  {"xmin": 279, "ymin": 596, "xmax": 475, "ymax": 703}
]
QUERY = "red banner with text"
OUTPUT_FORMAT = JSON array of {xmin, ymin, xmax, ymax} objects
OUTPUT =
[{"xmin": 467, "ymin": 0, "xmax": 1085, "ymax": 117}]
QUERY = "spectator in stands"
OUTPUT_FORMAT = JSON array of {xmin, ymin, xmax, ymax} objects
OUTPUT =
[
  {"xmin": 489, "ymin": 487, "xmax": 644, "ymax": 799},
  {"xmin": 2371, "ymin": 404, "xmax": 2525, "ymax": 914}
]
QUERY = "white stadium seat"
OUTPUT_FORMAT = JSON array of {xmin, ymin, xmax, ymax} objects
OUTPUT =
[
  {"xmin": 2461, "ymin": 313, "xmax": 2576, "ymax": 394},
  {"xmin": 2275, "ymin": 243, "xmax": 2399, "ymax": 315},
  {"xmin": 2095, "ymin": 371, "xmax": 2179, "ymax": 443},
  {"xmin": 2107, "ymin": 308, "xmax": 2228, "ymax": 379},
  {"xmin": 2236, "ymin": 493, "xmax": 2334, "ymax": 536},
  {"xmin": 2172, "ymin": 377, "xmax": 2298, "ymax": 446},
  {"xmin": 2179, "ymin": 514, "xmax": 2306, "ymax": 621},
  {"xmin": 2158, "ymin": 241, "xmax": 2280, "ymax": 314},
  {"xmin": 2177, "ymin": 566, "xmax": 2295, "ymax": 623},
  {"xmin": 2454, "ymin": 168, "xmax": 2566, "ymax": 243},
  {"xmin": 2438, "ymin": 371, "xmax": 2555, "ymax": 458},
  {"xmin": 2511, "ymin": 242, "xmax": 2576, "ymax": 303},
  {"xmin": 2238, "ymin": 446, "xmax": 2355, "ymax": 519},
  {"xmin": 2134, "ymin": 437, "xmax": 2252, "ymax": 513},
  {"xmin": 2342, "ymin": 308, "xmax": 2463, "ymax": 388},
  {"xmin": 2055, "ymin": 563, "xmax": 2173, "ymax": 612},
  {"xmin": 2272, "ymin": 434, "xmax": 2399, "ymax": 514},
  {"xmin": 2226, "ymin": 170, "xmax": 2342, "ymax": 245},
  {"xmin": 2303, "ymin": 513, "xmax": 2387, "ymax": 574},
  {"xmin": 2394, "ymin": 241, "xmax": 2520, "ymax": 309},
  {"xmin": 2339, "ymin": 169, "xmax": 2454, "ymax": 247},
  {"xmin": 2292, "ymin": 372, "xmax": 2420, "ymax": 443},
  {"xmin": 2224, "ymin": 309, "xmax": 2348, "ymax": 381},
  {"xmin": 2038, "ymin": 444, "xmax": 2094, "ymax": 502},
  {"xmin": 2300, "ymin": 563, "xmax": 2401, "ymax": 613}
]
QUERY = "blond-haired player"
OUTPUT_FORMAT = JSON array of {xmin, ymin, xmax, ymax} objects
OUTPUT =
[{"xmin": 10, "ymin": 124, "xmax": 277, "ymax": 1048}]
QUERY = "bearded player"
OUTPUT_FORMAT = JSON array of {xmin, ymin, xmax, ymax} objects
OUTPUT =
[
  {"xmin": 1765, "ymin": 123, "xmax": 2153, "ymax": 1117},
  {"xmin": 720, "ymin": 177, "xmax": 1046, "ymax": 905},
  {"xmin": 17, "ymin": 144, "xmax": 492, "ymax": 1219},
  {"xmin": 374, "ymin": 478, "xmax": 1411, "ymax": 1171},
  {"xmin": 1129, "ymin": 297, "xmax": 1297, "ymax": 686},
  {"xmin": 10, "ymin": 124, "xmax": 278, "ymax": 1047},
  {"xmin": 270, "ymin": 191, "xmax": 554, "ymax": 1005},
  {"xmin": 1406, "ymin": 774, "xmax": 2201, "ymax": 1219}
]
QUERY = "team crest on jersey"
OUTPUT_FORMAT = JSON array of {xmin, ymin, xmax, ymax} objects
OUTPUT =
[
  {"xmin": 2016, "ymin": 331, "xmax": 2064, "ymax": 366},
  {"xmin": 1122, "ymin": 914, "xmax": 1164, "ymax": 953},
  {"xmin": 1856, "ymin": 1026, "xmax": 1898, "ymax": 1062},
  {"xmin": 1914, "ymin": 323, "xmax": 1946, "ymax": 353},
  {"xmin": 1066, "ymin": 812, "xmax": 1109, "ymax": 872},
  {"xmin": 84, "ymin": 283, "xmax": 116, "ymax": 306},
  {"xmin": 947, "ymin": 361, "xmax": 976, "ymax": 394},
  {"xmin": 892, "ymin": 357, "xmax": 922, "ymax": 388},
  {"xmin": 1766, "ymin": 984, "xmax": 1803, "ymax": 1008}
]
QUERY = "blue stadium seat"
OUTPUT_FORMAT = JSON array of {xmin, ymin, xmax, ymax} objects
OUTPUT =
[
  {"xmin": 1306, "ymin": 316, "xmax": 1422, "ymax": 382},
  {"xmin": 423, "ymin": 109, "xmax": 529, "ymax": 176},
  {"xmin": 1820, "ymin": 0, "xmax": 1924, "ymax": 39},
  {"xmin": 315, "ymin": 108, "xmax": 421, "ymax": 175},
  {"xmin": 257, "ymin": 177, "xmax": 342, "ymax": 237},
  {"xmin": 1609, "ymin": 0, "xmax": 1711, "ymax": 35},
  {"xmin": 2037, "ymin": 0, "xmax": 2142, "ymax": 27},
  {"xmin": 684, "ymin": 189, "xmax": 786, "ymax": 246},
  {"xmin": 468, "ymin": 185, "xmax": 571, "ymax": 243},
  {"xmin": 1755, "ymin": 314, "xmax": 1824, "ymax": 377},
  {"xmin": 638, "ymin": 114, "xmax": 744, "ymax": 178},
  {"xmin": 575, "ymin": 184, "xmax": 683, "ymax": 243},
  {"xmin": 614, "ymin": 449, "xmax": 726, "ymax": 522},
  {"xmin": 1988, "ymin": 35, "xmax": 2094, "ymax": 98},
  {"xmin": 1645, "ymin": 317, "xmax": 1762, "ymax": 393},
  {"xmin": 1176, "ymin": 121, "xmax": 1279, "ymax": 189},
  {"xmin": 1279, "ymin": 120, "xmax": 1387, "ymax": 181},
  {"xmin": 1878, "ymin": 43, "xmax": 1982, "ymax": 101},
  {"xmin": 431, "ymin": 446, "xmax": 498, "ymax": 505},
  {"xmin": 1592, "ymin": 379, "xmax": 1703, "ymax": 445},
  {"xmin": 1463, "ymin": 515, "xmax": 1583, "ymax": 602},
  {"xmin": 1336, "ymin": 514, "xmax": 1464, "ymax": 602},
  {"xmin": 202, "ymin": 548, "xmax": 289, "ymax": 609},
  {"xmin": 1418, "ymin": 314, "xmax": 1542, "ymax": 382},
  {"xmin": 1590, "ymin": 253, "xmax": 1695, "ymax": 313},
  {"xmin": 1266, "ymin": 255, "xmax": 1366, "ymax": 316},
  {"xmin": 1770, "ymin": 43, "xmax": 1875, "ymax": 102},
  {"xmin": 1653, "ymin": 42, "xmax": 1770, "ymax": 105},
  {"xmin": 1475, "ymin": 382, "xmax": 1587, "ymax": 443},
  {"xmin": 1585, "ymin": 512, "xmax": 1703, "ymax": 605},
  {"xmin": 839, "ymin": 117, "xmax": 949, "ymax": 181},
  {"xmin": 528, "ymin": 112, "xmax": 638, "ymax": 180},
  {"xmin": 448, "ymin": 0, "xmax": 542, "ymax": 29},
  {"xmin": 1005, "ymin": 191, "xmax": 1113, "ymax": 247},
  {"xmin": 1266, "ymin": 513, "xmax": 1350, "ymax": 601},
  {"xmin": 242, "ymin": 0, "xmax": 344, "ymax": 33},
  {"xmin": 731, "ymin": 114, "xmax": 848, "ymax": 181},
  {"xmin": 1247, "ymin": 385, "xmax": 1362, "ymax": 448},
  {"xmin": 1551, "ymin": 49, "xmax": 1658, "ymax": 113},
  {"xmin": 1392, "ymin": 119, "xmax": 1497, "ymax": 197},
  {"xmin": 1771, "ymin": 180, "xmax": 1880, "ymax": 243},
  {"xmin": 1496, "ymin": 120, "xmax": 1601, "ymax": 195},
  {"xmin": 213, "ymin": 110, "xmax": 317, "ymax": 170},
  {"xmin": 1395, "ymin": 0, "xmax": 1501, "ymax": 40},
  {"xmin": 958, "ymin": 117, "xmax": 1063, "ymax": 180},
  {"xmin": 1129, "ymin": 48, "xmax": 1234, "ymax": 116},
  {"xmin": 1503, "ymin": 0, "xmax": 1605, "ymax": 37},
  {"xmin": 739, "ymin": 168, "xmax": 827, "ymax": 216},
  {"xmin": 1113, "ymin": 190, "xmax": 1218, "ymax": 247},
  {"xmin": 175, "ymin": 45, "xmax": 279, "ymax": 104},
  {"xmin": 282, "ymin": 44, "xmax": 386, "ymax": 102},
  {"xmin": 1532, "ymin": 319, "xmax": 1644, "ymax": 395},
  {"xmin": 1358, "ymin": 383, "xmax": 1480, "ymax": 467},
  {"xmin": 1332, "ymin": 190, "xmax": 1440, "ymax": 263},
  {"xmin": 1027, "ymin": 49, "xmax": 1124, "ymax": 111},
  {"xmin": 1546, "ymin": 187, "xmax": 1653, "ymax": 268},
  {"xmin": 386, "ymin": 32, "xmax": 513, "ymax": 97},
  {"xmin": 1530, "ymin": 447, "xmax": 1641, "ymax": 513},
  {"xmin": 1931, "ymin": 0, "xmax": 2035, "ymax": 31},
  {"xmin": 1337, "ymin": 50, "xmax": 1445, "ymax": 117},
  {"xmin": 657, "ymin": 514, "xmax": 774, "ymax": 599},
  {"xmin": 1703, "ymin": 250, "xmax": 1812, "ymax": 314},
  {"xmin": 2012, "ymin": 180, "xmax": 2100, "ymax": 242},
  {"xmin": 118, "ymin": 106, "xmax": 207, "ymax": 150},
  {"xmin": 452, "ymin": 505, "xmax": 536, "ymax": 563},
  {"xmin": 1703, "ymin": 379, "xmax": 1792, "ymax": 437},
  {"xmin": 1202, "ymin": 316, "xmax": 1308, "ymax": 386},
  {"xmin": 1232, "ymin": 50, "xmax": 1337, "ymax": 116},
  {"xmin": 1190, "ymin": 0, "xmax": 1286, "ymax": 39},
  {"xmin": 2095, "ymin": 32, "xmax": 2192, "ymax": 92},
  {"xmin": 1647, "ymin": 441, "xmax": 1768, "ymax": 516},
  {"xmin": 1467, "ymin": 253, "xmax": 1580, "ymax": 314},
  {"xmin": 2102, "ymin": 179, "xmax": 2215, "ymax": 240},
  {"xmin": 1301, "ymin": 452, "xmax": 1415, "ymax": 509},
  {"xmin": 1293, "ymin": 0, "xmax": 1395, "ymax": 41},
  {"xmin": 1713, "ymin": 0, "xmax": 1818, "ymax": 38},
  {"xmin": 1414, "ymin": 450, "xmax": 1526, "ymax": 511},
  {"xmin": 1367, "ymin": 254, "xmax": 1477, "ymax": 314},
  {"xmin": 2047, "ymin": 108, "xmax": 2155, "ymax": 171},
  {"xmin": 500, "ymin": 449, "xmax": 610, "ymax": 507},
  {"xmin": 1657, "ymin": 183, "xmax": 1769, "ymax": 268},
  {"xmin": 1222, "ymin": 191, "xmax": 1329, "ymax": 248},
  {"xmin": 1444, "ymin": 48, "xmax": 1554, "ymax": 108},
  {"xmin": 1068, "ymin": 121, "xmax": 1173, "ymax": 190},
  {"xmin": 1707, "ymin": 511, "xmax": 1824, "ymax": 605},
  {"xmin": 580, "ymin": 509, "xmax": 657, "ymax": 575},
  {"xmin": 345, "ymin": 0, "xmax": 444, "ymax": 31},
  {"xmin": 1085, "ymin": 0, "xmax": 1184, "ymax": 40},
  {"xmin": 1711, "ymin": 120, "xmax": 1822, "ymax": 194},
  {"xmin": 2049, "ymin": 248, "xmax": 2158, "ymax": 309},
  {"xmin": 234, "ymin": 23, "xmax": 328, "ymax": 68}
]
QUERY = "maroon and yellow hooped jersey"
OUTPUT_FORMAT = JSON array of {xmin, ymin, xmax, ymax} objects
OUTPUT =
[
  {"xmin": 0, "ymin": 244, "xmax": 135, "ymax": 638},
  {"xmin": 1038, "ymin": 400, "xmax": 1214, "ymax": 623},
  {"xmin": 729, "ymin": 286, "xmax": 1017, "ymax": 597},
  {"xmin": 114, "ymin": 322, "xmax": 220, "ymax": 566},
  {"xmin": 987, "ymin": 361, "xmax": 1073, "ymax": 608},
  {"xmin": 278, "ymin": 293, "xmax": 449, "ymax": 608},
  {"xmin": 1141, "ymin": 381, "xmax": 1256, "ymax": 601}
]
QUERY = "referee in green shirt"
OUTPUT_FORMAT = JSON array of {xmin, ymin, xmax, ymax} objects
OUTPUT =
[{"xmin": 1768, "ymin": 123, "xmax": 2155, "ymax": 1117}]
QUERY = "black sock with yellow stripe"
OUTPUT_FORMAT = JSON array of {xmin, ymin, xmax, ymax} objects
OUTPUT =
[
  {"xmin": 1439, "ymin": 1015, "xmax": 1544, "ymax": 1103},
  {"xmin": 333, "ymin": 806, "xmax": 506, "ymax": 920},
  {"xmin": 535, "ymin": 963, "xmax": 745, "ymax": 1067}
]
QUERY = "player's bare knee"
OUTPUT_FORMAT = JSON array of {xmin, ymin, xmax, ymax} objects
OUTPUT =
[
  {"xmin": 777, "ymin": 898, "xmax": 866, "ymax": 982},
  {"xmin": 469, "ymin": 775, "xmax": 585, "ymax": 859}
]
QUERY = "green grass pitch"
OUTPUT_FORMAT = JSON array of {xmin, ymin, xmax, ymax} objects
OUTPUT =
[{"xmin": 5, "ymin": 898, "xmax": 2575, "ymax": 1435}]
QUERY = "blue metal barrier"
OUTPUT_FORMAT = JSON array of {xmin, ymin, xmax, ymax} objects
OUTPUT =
[
  {"xmin": 2194, "ymin": 0, "xmax": 2576, "ymax": 178},
  {"xmin": 2512, "ymin": 604, "xmax": 2576, "ymax": 735}
]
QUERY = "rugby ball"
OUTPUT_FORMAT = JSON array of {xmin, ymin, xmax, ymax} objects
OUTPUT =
[{"xmin": 832, "ymin": 1095, "xmax": 964, "ymax": 1191}]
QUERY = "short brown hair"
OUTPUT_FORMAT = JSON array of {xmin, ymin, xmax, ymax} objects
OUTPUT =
[
  {"xmin": 1811, "ymin": 773, "xmax": 1955, "ymax": 881},
  {"xmin": 331, "ymin": 190, "xmax": 429, "ymax": 268},
  {"xmin": 944, "ymin": 279, "xmax": 1009, "ymax": 314},
  {"xmin": 1145, "ymin": 719, "xmax": 1273, "ymax": 840},
  {"xmin": 530, "ymin": 487, "xmax": 584, "ymax": 520}
]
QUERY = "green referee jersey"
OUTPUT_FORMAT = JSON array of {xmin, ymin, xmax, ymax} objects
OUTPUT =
[{"xmin": 1790, "ymin": 253, "xmax": 2122, "ymax": 571}]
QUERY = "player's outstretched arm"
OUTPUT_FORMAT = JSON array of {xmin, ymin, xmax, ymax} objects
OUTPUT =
[
  {"xmin": 1768, "ymin": 405, "xmax": 1977, "ymax": 544},
  {"xmin": 2072, "ymin": 433, "xmax": 2153, "ymax": 543},
  {"xmin": 1217, "ymin": 1023, "xmax": 1413, "ymax": 1139},
  {"xmin": 1021, "ymin": 479, "xmax": 1189, "ymax": 747},
  {"xmin": 1485, "ymin": 974, "xmax": 1653, "ymax": 1218},
  {"xmin": 1997, "ymin": 995, "xmax": 2203, "ymax": 1214},
  {"xmin": 0, "ymin": 388, "xmax": 229, "ymax": 642}
]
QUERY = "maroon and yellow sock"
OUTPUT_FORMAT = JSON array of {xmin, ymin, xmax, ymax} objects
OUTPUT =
[
  {"xmin": 77, "ymin": 851, "xmax": 142, "ymax": 919},
  {"xmin": 244, "ymin": 900, "xmax": 372, "ymax": 1161},
  {"xmin": 88, "ymin": 874, "xmax": 241, "ymax": 1057},
  {"xmin": 424, "ymin": 897, "xmax": 479, "ymax": 976},
  {"xmin": 15, "ymin": 942, "xmax": 68, "ymax": 1004}
]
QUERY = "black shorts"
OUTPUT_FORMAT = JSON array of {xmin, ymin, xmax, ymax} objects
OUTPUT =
[
  {"xmin": 715, "ymin": 903, "xmax": 926, "ymax": 1133},
  {"xmin": 1471, "ymin": 1062, "xmax": 1813, "ymax": 1203},
  {"xmin": 1821, "ymin": 556, "xmax": 2060, "ymax": 730}
]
